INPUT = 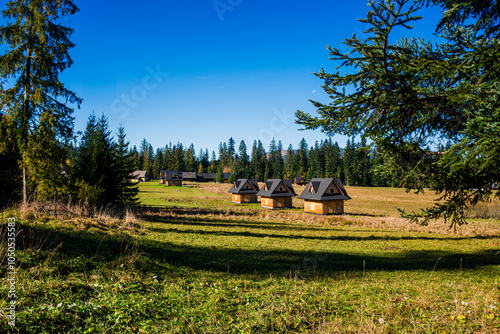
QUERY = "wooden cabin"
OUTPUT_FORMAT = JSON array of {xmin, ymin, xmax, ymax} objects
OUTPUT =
[
  {"xmin": 130, "ymin": 170, "xmax": 149, "ymax": 182},
  {"xmin": 294, "ymin": 176, "xmax": 307, "ymax": 186},
  {"xmin": 182, "ymin": 172, "xmax": 197, "ymax": 182},
  {"xmin": 160, "ymin": 170, "xmax": 183, "ymax": 186},
  {"xmin": 228, "ymin": 179, "xmax": 259, "ymax": 203},
  {"xmin": 256, "ymin": 179, "xmax": 297, "ymax": 209},
  {"xmin": 198, "ymin": 173, "xmax": 216, "ymax": 182},
  {"xmin": 298, "ymin": 178, "xmax": 351, "ymax": 215}
]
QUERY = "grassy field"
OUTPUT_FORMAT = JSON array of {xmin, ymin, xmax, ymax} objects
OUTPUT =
[{"xmin": 1, "ymin": 182, "xmax": 499, "ymax": 333}]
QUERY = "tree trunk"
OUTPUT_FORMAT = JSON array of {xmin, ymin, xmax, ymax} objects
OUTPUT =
[{"xmin": 22, "ymin": 45, "xmax": 32, "ymax": 206}]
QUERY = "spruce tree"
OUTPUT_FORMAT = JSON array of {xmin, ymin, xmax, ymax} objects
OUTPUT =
[
  {"xmin": 73, "ymin": 114, "xmax": 118, "ymax": 206},
  {"xmin": 238, "ymin": 140, "xmax": 250, "ymax": 178},
  {"xmin": 0, "ymin": 0, "xmax": 81, "ymax": 204},
  {"xmin": 115, "ymin": 124, "xmax": 139, "ymax": 209},
  {"xmin": 297, "ymin": 138, "xmax": 308, "ymax": 178},
  {"xmin": 216, "ymin": 167, "xmax": 224, "ymax": 183},
  {"xmin": 185, "ymin": 144, "xmax": 197, "ymax": 172},
  {"xmin": 296, "ymin": 0, "xmax": 500, "ymax": 228}
]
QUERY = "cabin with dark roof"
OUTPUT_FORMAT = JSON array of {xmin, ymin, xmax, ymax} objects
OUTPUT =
[
  {"xmin": 182, "ymin": 172, "xmax": 198, "ymax": 182},
  {"xmin": 160, "ymin": 170, "xmax": 183, "ymax": 186},
  {"xmin": 130, "ymin": 171, "xmax": 149, "ymax": 182},
  {"xmin": 256, "ymin": 179, "xmax": 297, "ymax": 209},
  {"xmin": 298, "ymin": 178, "xmax": 351, "ymax": 214},
  {"xmin": 228, "ymin": 179, "xmax": 259, "ymax": 203},
  {"xmin": 223, "ymin": 172, "xmax": 231, "ymax": 183},
  {"xmin": 197, "ymin": 173, "xmax": 214, "ymax": 182},
  {"xmin": 294, "ymin": 176, "xmax": 307, "ymax": 186}
]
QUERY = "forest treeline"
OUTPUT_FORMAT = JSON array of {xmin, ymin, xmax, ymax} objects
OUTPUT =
[
  {"xmin": 131, "ymin": 134, "xmax": 417, "ymax": 187},
  {"xmin": 1, "ymin": 110, "xmax": 445, "ymax": 208}
]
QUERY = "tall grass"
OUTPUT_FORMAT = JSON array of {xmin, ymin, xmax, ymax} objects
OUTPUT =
[{"xmin": 0, "ymin": 184, "xmax": 498, "ymax": 333}]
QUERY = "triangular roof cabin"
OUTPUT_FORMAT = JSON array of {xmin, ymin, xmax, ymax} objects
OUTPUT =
[
  {"xmin": 160, "ymin": 170, "xmax": 183, "ymax": 186},
  {"xmin": 130, "ymin": 170, "xmax": 149, "ymax": 182},
  {"xmin": 298, "ymin": 178, "xmax": 351, "ymax": 214},
  {"xmin": 228, "ymin": 178, "xmax": 259, "ymax": 203},
  {"xmin": 228, "ymin": 179, "xmax": 259, "ymax": 194},
  {"xmin": 256, "ymin": 179, "xmax": 297, "ymax": 209},
  {"xmin": 294, "ymin": 176, "xmax": 307, "ymax": 185}
]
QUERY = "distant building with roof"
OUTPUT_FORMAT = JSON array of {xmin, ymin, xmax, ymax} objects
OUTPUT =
[
  {"xmin": 293, "ymin": 176, "xmax": 307, "ymax": 186},
  {"xmin": 130, "ymin": 171, "xmax": 149, "ymax": 182},
  {"xmin": 160, "ymin": 170, "xmax": 183, "ymax": 186},
  {"xmin": 228, "ymin": 178, "xmax": 259, "ymax": 203},
  {"xmin": 256, "ymin": 179, "xmax": 297, "ymax": 209},
  {"xmin": 298, "ymin": 178, "xmax": 351, "ymax": 214},
  {"xmin": 182, "ymin": 172, "xmax": 198, "ymax": 182}
]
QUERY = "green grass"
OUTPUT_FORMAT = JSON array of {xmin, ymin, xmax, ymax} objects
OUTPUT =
[
  {"xmin": 1, "ymin": 184, "xmax": 499, "ymax": 333},
  {"xmin": 138, "ymin": 181, "xmax": 227, "ymax": 208}
]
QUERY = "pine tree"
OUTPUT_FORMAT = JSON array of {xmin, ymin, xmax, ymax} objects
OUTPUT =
[
  {"xmin": 343, "ymin": 140, "xmax": 355, "ymax": 186},
  {"xmin": 227, "ymin": 137, "xmax": 235, "ymax": 167},
  {"xmin": 284, "ymin": 144, "xmax": 296, "ymax": 179},
  {"xmin": 356, "ymin": 137, "xmax": 372, "ymax": 186},
  {"xmin": 152, "ymin": 148, "xmax": 164, "ymax": 179},
  {"xmin": 25, "ymin": 114, "xmax": 71, "ymax": 199},
  {"xmin": 296, "ymin": 0, "xmax": 500, "ymax": 228},
  {"xmin": 297, "ymin": 138, "xmax": 308, "ymax": 178},
  {"xmin": 216, "ymin": 166, "xmax": 224, "ymax": 183},
  {"xmin": 185, "ymin": 144, "xmax": 197, "ymax": 172},
  {"xmin": 73, "ymin": 114, "xmax": 118, "ymax": 206},
  {"xmin": 0, "ymin": 0, "xmax": 81, "ymax": 204},
  {"xmin": 238, "ymin": 140, "xmax": 250, "ymax": 178},
  {"xmin": 210, "ymin": 151, "xmax": 217, "ymax": 173},
  {"xmin": 115, "ymin": 124, "xmax": 139, "ymax": 209}
]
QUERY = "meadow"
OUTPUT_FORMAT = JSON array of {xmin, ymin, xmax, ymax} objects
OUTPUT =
[{"xmin": 0, "ymin": 181, "xmax": 499, "ymax": 333}]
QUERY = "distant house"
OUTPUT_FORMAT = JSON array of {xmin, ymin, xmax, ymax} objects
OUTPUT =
[
  {"xmin": 298, "ymin": 178, "xmax": 351, "ymax": 215},
  {"xmin": 228, "ymin": 179, "xmax": 259, "ymax": 204},
  {"xmin": 130, "ymin": 170, "xmax": 149, "ymax": 182},
  {"xmin": 223, "ymin": 172, "xmax": 231, "ymax": 183},
  {"xmin": 182, "ymin": 172, "xmax": 198, "ymax": 182},
  {"xmin": 198, "ymin": 173, "xmax": 216, "ymax": 182},
  {"xmin": 293, "ymin": 176, "xmax": 307, "ymax": 186},
  {"xmin": 256, "ymin": 179, "xmax": 297, "ymax": 209},
  {"xmin": 160, "ymin": 170, "xmax": 183, "ymax": 186}
]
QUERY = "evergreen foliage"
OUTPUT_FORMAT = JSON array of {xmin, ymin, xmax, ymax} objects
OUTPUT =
[
  {"xmin": 295, "ymin": 0, "xmax": 500, "ymax": 228},
  {"xmin": 115, "ymin": 124, "xmax": 139, "ymax": 208},
  {"xmin": 0, "ymin": 0, "xmax": 81, "ymax": 204},
  {"xmin": 73, "ymin": 114, "xmax": 118, "ymax": 206}
]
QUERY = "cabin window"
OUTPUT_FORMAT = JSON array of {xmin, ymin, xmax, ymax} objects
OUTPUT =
[
  {"xmin": 279, "ymin": 187, "xmax": 283, "ymax": 191},
  {"xmin": 330, "ymin": 188, "xmax": 334, "ymax": 194}
]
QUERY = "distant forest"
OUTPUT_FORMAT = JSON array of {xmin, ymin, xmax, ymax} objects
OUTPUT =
[
  {"xmin": 130, "ymin": 134, "xmax": 426, "ymax": 187},
  {"xmin": 1, "ymin": 111, "xmax": 449, "ymax": 208}
]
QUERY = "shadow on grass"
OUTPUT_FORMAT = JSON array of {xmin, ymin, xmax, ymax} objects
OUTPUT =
[
  {"xmin": 140, "ymin": 213, "xmax": 332, "ymax": 233},
  {"xmin": 8, "ymin": 222, "xmax": 500, "ymax": 277}
]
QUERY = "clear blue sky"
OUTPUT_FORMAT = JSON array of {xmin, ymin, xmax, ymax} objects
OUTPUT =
[{"xmin": 3, "ymin": 0, "xmax": 444, "ymax": 154}]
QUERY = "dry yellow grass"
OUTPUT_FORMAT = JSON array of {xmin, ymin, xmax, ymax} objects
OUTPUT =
[{"xmin": 192, "ymin": 182, "xmax": 500, "ymax": 237}]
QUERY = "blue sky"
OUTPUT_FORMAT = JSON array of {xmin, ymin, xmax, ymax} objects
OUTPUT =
[{"xmin": 3, "ymin": 0, "xmax": 444, "ymax": 154}]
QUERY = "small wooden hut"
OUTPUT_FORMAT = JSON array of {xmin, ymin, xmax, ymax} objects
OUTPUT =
[
  {"xmin": 130, "ymin": 171, "xmax": 149, "ymax": 182},
  {"xmin": 228, "ymin": 179, "xmax": 259, "ymax": 203},
  {"xmin": 160, "ymin": 170, "xmax": 183, "ymax": 186},
  {"xmin": 256, "ymin": 179, "xmax": 297, "ymax": 209},
  {"xmin": 293, "ymin": 176, "xmax": 307, "ymax": 186},
  {"xmin": 198, "ymin": 173, "xmax": 216, "ymax": 182},
  {"xmin": 182, "ymin": 172, "xmax": 198, "ymax": 182},
  {"xmin": 298, "ymin": 178, "xmax": 351, "ymax": 215}
]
